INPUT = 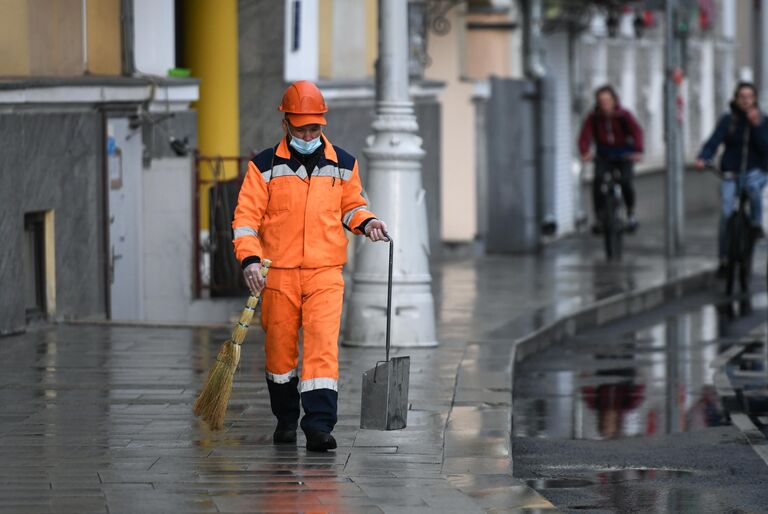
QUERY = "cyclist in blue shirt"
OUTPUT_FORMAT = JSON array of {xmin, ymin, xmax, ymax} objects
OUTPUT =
[{"xmin": 696, "ymin": 82, "xmax": 768, "ymax": 275}]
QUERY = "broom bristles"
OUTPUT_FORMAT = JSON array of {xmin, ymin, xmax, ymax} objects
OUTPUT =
[
  {"xmin": 194, "ymin": 259, "xmax": 271, "ymax": 431},
  {"xmin": 193, "ymin": 340, "xmax": 241, "ymax": 430}
]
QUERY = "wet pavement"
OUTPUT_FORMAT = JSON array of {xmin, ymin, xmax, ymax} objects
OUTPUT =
[
  {"xmin": 513, "ymin": 287, "xmax": 768, "ymax": 513},
  {"xmin": 0, "ymin": 213, "xmax": 748, "ymax": 514}
]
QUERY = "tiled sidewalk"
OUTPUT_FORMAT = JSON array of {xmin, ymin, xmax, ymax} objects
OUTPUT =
[{"xmin": 0, "ymin": 222, "xmax": 720, "ymax": 513}]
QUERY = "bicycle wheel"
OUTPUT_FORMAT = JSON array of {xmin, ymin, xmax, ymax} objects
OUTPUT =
[
  {"xmin": 602, "ymin": 194, "xmax": 623, "ymax": 261},
  {"xmin": 738, "ymin": 212, "xmax": 755, "ymax": 295},
  {"xmin": 725, "ymin": 212, "xmax": 749, "ymax": 297}
]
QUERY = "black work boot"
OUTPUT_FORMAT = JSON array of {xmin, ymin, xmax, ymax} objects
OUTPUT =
[
  {"xmin": 273, "ymin": 427, "xmax": 297, "ymax": 445},
  {"xmin": 267, "ymin": 377, "xmax": 300, "ymax": 445},
  {"xmin": 305, "ymin": 431, "xmax": 337, "ymax": 452},
  {"xmin": 300, "ymin": 388, "xmax": 338, "ymax": 452}
]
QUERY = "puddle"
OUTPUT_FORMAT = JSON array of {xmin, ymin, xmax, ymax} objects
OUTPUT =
[
  {"xmin": 525, "ymin": 478, "xmax": 595, "ymax": 489},
  {"xmin": 589, "ymin": 468, "xmax": 696, "ymax": 483},
  {"xmin": 513, "ymin": 301, "xmax": 737, "ymax": 440},
  {"xmin": 513, "ymin": 295, "xmax": 768, "ymax": 512},
  {"xmin": 525, "ymin": 469, "xmax": 695, "ymax": 492}
]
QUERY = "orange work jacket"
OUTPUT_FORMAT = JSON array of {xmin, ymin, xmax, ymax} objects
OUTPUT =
[{"xmin": 232, "ymin": 134, "xmax": 376, "ymax": 269}]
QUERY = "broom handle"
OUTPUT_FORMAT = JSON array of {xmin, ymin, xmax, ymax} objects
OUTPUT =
[
  {"xmin": 231, "ymin": 259, "xmax": 271, "ymax": 345},
  {"xmin": 385, "ymin": 234, "xmax": 393, "ymax": 363}
]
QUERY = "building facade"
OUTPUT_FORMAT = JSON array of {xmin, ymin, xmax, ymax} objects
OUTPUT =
[{"xmin": 0, "ymin": 0, "xmax": 199, "ymax": 334}]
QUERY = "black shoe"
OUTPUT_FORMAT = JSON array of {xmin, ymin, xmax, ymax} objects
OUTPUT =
[
  {"xmin": 273, "ymin": 428, "xmax": 297, "ymax": 445},
  {"xmin": 305, "ymin": 431, "xmax": 337, "ymax": 452}
]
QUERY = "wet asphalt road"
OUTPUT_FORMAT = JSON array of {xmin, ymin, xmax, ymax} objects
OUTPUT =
[{"xmin": 512, "ymin": 286, "xmax": 768, "ymax": 514}]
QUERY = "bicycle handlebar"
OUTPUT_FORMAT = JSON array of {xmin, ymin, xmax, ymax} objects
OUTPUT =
[{"xmin": 697, "ymin": 163, "xmax": 734, "ymax": 180}]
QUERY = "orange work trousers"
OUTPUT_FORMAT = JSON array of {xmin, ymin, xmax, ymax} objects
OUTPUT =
[{"xmin": 260, "ymin": 266, "xmax": 344, "ymax": 393}]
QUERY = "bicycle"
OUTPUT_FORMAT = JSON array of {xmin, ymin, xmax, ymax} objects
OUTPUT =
[
  {"xmin": 705, "ymin": 166, "xmax": 757, "ymax": 304},
  {"xmin": 596, "ymin": 164, "xmax": 626, "ymax": 261}
]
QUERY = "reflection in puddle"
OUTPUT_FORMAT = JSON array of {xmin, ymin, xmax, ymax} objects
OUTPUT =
[
  {"xmin": 527, "ymin": 469, "xmax": 697, "ymax": 491},
  {"xmin": 513, "ymin": 302, "xmax": 734, "ymax": 440},
  {"xmin": 512, "ymin": 296, "xmax": 768, "ymax": 514},
  {"xmin": 589, "ymin": 468, "xmax": 695, "ymax": 483},
  {"xmin": 526, "ymin": 478, "xmax": 594, "ymax": 489}
]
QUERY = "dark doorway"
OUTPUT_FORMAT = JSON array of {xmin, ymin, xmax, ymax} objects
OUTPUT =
[{"xmin": 23, "ymin": 212, "xmax": 47, "ymax": 320}]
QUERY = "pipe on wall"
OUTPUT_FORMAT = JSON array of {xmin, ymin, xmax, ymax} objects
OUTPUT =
[{"xmin": 519, "ymin": 0, "xmax": 557, "ymax": 235}]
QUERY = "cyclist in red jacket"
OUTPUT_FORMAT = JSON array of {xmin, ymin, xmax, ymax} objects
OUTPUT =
[{"xmin": 578, "ymin": 85, "xmax": 644, "ymax": 233}]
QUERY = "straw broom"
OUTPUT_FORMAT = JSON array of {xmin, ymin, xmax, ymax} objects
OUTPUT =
[{"xmin": 194, "ymin": 259, "xmax": 271, "ymax": 430}]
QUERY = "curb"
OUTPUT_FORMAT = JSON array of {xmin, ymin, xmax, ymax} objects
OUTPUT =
[
  {"xmin": 511, "ymin": 265, "xmax": 717, "ymax": 365},
  {"xmin": 712, "ymin": 335, "xmax": 768, "ymax": 467},
  {"xmin": 443, "ymin": 263, "xmax": 716, "ymax": 511}
]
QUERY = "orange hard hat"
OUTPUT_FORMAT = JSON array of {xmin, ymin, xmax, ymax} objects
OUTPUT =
[{"xmin": 278, "ymin": 80, "xmax": 328, "ymax": 126}]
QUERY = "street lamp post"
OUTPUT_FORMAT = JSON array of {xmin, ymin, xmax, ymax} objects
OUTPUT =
[
  {"xmin": 664, "ymin": 0, "xmax": 686, "ymax": 257},
  {"xmin": 343, "ymin": 0, "xmax": 438, "ymax": 348}
]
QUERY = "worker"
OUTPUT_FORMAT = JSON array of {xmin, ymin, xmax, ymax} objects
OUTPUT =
[{"xmin": 232, "ymin": 80, "xmax": 388, "ymax": 452}]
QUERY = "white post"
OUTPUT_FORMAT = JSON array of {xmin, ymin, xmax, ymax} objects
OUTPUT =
[
  {"xmin": 343, "ymin": 0, "xmax": 437, "ymax": 348},
  {"xmin": 759, "ymin": 0, "xmax": 768, "ymax": 102}
]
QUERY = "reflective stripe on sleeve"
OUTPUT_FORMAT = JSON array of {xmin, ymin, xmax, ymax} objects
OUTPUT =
[
  {"xmin": 298, "ymin": 377, "xmax": 338, "ymax": 393},
  {"xmin": 342, "ymin": 205, "xmax": 368, "ymax": 226},
  {"xmin": 233, "ymin": 227, "xmax": 259, "ymax": 240}
]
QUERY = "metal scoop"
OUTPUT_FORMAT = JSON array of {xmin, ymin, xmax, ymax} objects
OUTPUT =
[{"xmin": 359, "ymin": 235, "xmax": 409, "ymax": 430}]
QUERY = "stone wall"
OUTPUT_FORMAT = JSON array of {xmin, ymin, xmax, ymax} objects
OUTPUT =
[
  {"xmin": 0, "ymin": 111, "xmax": 106, "ymax": 334},
  {"xmin": 238, "ymin": 0, "xmax": 286, "ymax": 155}
]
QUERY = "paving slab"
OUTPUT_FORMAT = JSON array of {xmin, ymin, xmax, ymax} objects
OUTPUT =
[{"xmin": 0, "ymin": 216, "xmax": 721, "ymax": 513}]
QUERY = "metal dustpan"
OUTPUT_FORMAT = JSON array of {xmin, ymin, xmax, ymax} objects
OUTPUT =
[{"xmin": 360, "ymin": 235, "xmax": 410, "ymax": 430}]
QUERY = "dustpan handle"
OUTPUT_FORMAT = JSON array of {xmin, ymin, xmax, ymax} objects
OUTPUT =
[{"xmin": 385, "ymin": 233, "xmax": 393, "ymax": 363}]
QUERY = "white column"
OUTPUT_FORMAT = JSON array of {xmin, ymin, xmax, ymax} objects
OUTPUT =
[
  {"xmin": 284, "ymin": 0, "xmax": 319, "ymax": 81},
  {"xmin": 759, "ymin": 0, "xmax": 768, "ymax": 101},
  {"xmin": 133, "ymin": 0, "xmax": 176, "ymax": 76},
  {"xmin": 717, "ymin": 0, "xmax": 737, "ymax": 110},
  {"xmin": 620, "ymin": 40, "xmax": 637, "ymax": 114},
  {"xmin": 698, "ymin": 40, "xmax": 716, "ymax": 152},
  {"xmin": 343, "ymin": 0, "xmax": 437, "ymax": 348}
]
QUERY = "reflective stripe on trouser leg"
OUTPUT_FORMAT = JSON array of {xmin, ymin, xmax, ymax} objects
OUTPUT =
[
  {"xmin": 261, "ymin": 268, "xmax": 302, "ymax": 428},
  {"xmin": 298, "ymin": 266, "xmax": 344, "ymax": 433}
]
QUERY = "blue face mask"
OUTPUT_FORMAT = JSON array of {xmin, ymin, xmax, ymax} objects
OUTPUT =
[{"xmin": 289, "ymin": 134, "xmax": 322, "ymax": 155}]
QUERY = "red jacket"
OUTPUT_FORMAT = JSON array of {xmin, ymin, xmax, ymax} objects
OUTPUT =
[{"xmin": 578, "ymin": 107, "xmax": 644, "ymax": 159}]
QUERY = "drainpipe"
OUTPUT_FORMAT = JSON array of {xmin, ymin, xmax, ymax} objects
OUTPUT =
[
  {"xmin": 82, "ymin": 0, "xmax": 88, "ymax": 73},
  {"xmin": 758, "ymin": 0, "xmax": 768, "ymax": 103},
  {"xmin": 521, "ymin": 0, "xmax": 546, "ymax": 79},
  {"xmin": 121, "ymin": 0, "xmax": 136, "ymax": 76},
  {"xmin": 520, "ymin": 0, "xmax": 557, "ymax": 237}
]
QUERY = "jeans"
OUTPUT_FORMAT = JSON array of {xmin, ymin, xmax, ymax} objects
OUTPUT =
[{"xmin": 718, "ymin": 168, "xmax": 767, "ymax": 259}]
